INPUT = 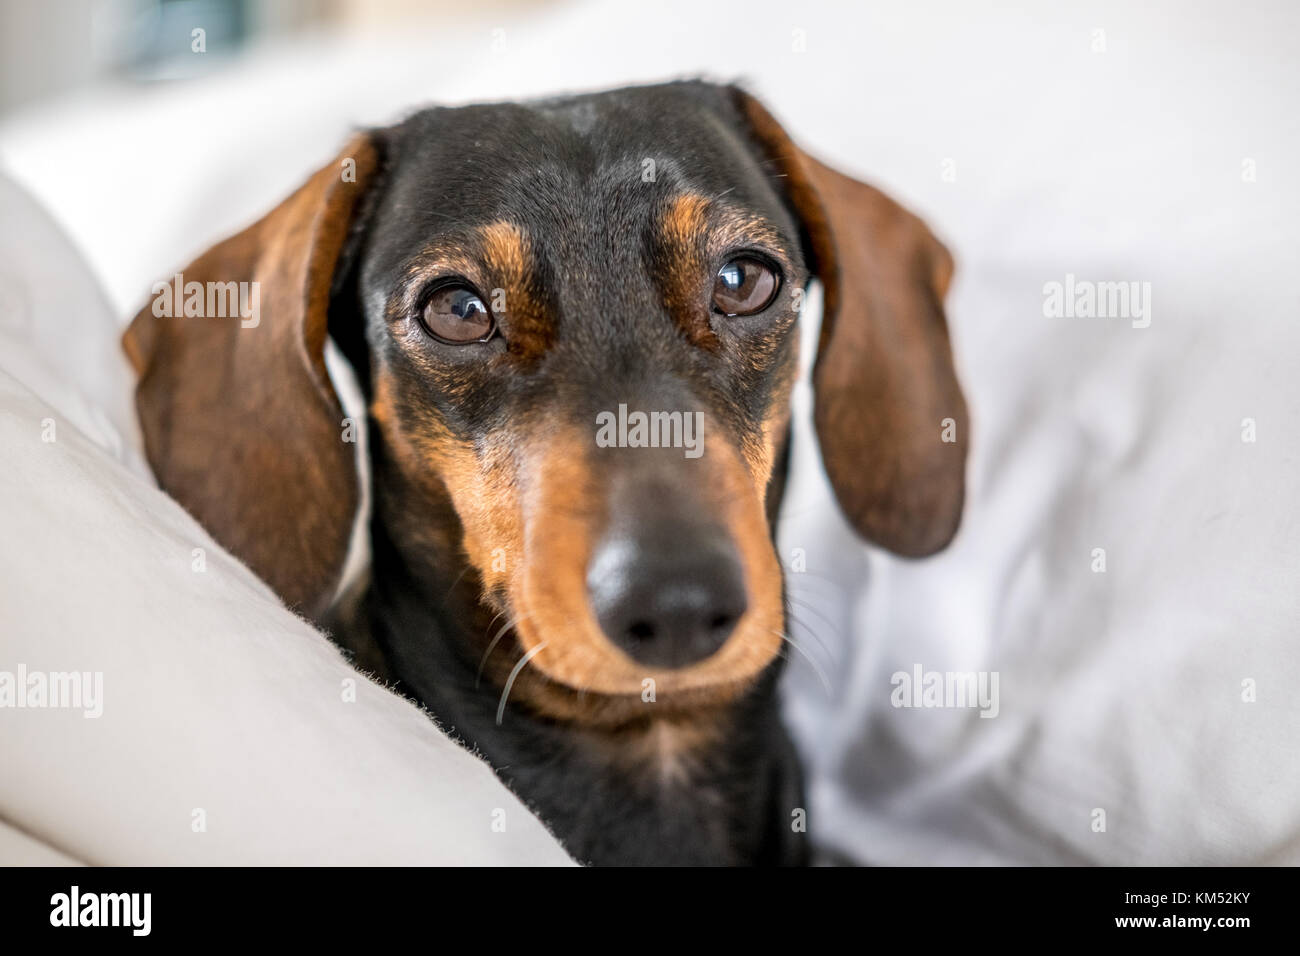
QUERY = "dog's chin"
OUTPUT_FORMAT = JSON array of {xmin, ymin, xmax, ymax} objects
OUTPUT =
[{"xmin": 505, "ymin": 661, "xmax": 773, "ymax": 728}]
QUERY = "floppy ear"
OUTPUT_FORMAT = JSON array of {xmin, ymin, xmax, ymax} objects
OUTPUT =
[
  {"xmin": 123, "ymin": 135, "xmax": 380, "ymax": 618},
  {"xmin": 730, "ymin": 90, "xmax": 968, "ymax": 557}
]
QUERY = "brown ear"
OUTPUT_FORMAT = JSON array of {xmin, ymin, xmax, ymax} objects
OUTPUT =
[
  {"xmin": 123, "ymin": 136, "xmax": 380, "ymax": 617},
  {"xmin": 731, "ymin": 90, "xmax": 968, "ymax": 557}
]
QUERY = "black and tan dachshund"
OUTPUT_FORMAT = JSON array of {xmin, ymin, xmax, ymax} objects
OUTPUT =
[{"xmin": 123, "ymin": 81, "xmax": 968, "ymax": 866}]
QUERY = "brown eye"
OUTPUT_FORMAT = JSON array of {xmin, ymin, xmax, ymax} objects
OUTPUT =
[
  {"xmin": 711, "ymin": 257, "xmax": 779, "ymax": 316},
  {"xmin": 419, "ymin": 284, "xmax": 495, "ymax": 343}
]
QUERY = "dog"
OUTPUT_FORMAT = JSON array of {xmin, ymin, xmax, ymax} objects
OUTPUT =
[{"xmin": 122, "ymin": 81, "xmax": 968, "ymax": 865}]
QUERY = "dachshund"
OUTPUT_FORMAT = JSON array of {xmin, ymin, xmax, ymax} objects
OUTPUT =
[{"xmin": 122, "ymin": 81, "xmax": 968, "ymax": 865}]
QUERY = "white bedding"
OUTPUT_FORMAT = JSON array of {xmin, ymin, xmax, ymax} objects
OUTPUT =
[
  {"xmin": 0, "ymin": 170, "xmax": 572, "ymax": 865},
  {"xmin": 2, "ymin": 0, "xmax": 1297, "ymax": 865}
]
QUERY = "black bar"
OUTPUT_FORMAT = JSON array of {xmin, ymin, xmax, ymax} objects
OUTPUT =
[{"xmin": 0, "ymin": 865, "xmax": 1282, "ymax": 941}]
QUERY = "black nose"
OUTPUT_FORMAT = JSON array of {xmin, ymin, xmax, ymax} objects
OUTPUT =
[{"xmin": 586, "ymin": 524, "xmax": 749, "ymax": 669}]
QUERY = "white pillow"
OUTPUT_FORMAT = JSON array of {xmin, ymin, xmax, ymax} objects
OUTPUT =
[{"xmin": 0, "ymin": 171, "xmax": 572, "ymax": 866}]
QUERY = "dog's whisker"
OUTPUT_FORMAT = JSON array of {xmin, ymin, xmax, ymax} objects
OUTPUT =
[
  {"xmin": 496, "ymin": 642, "xmax": 548, "ymax": 726},
  {"xmin": 780, "ymin": 609, "xmax": 836, "ymax": 666},
  {"xmin": 483, "ymin": 606, "xmax": 508, "ymax": 636},
  {"xmin": 771, "ymin": 630, "xmax": 833, "ymax": 697},
  {"xmin": 476, "ymin": 612, "xmax": 528, "ymax": 688},
  {"xmin": 785, "ymin": 595, "xmax": 839, "ymax": 648},
  {"xmin": 782, "ymin": 616, "xmax": 834, "ymax": 666},
  {"xmin": 441, "ymin": 563, "xmax": 473, "ymax": 600}
]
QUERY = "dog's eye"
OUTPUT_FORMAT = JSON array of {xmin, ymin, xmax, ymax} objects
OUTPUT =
[
  {"xmin": 712, "ymin": 257, "xmax": 779, "ymax": 316},
  {"xmin": 419, "ymin": 285, "xmax": 495, "ymax": 343}
]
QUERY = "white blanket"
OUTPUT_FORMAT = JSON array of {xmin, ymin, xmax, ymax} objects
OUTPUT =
[{"xmin": 2, "ymin": 0, "xmax": 1296, "ymax": 865}]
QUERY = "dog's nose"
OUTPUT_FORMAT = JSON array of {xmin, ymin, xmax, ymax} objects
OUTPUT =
[{"xmin": 586, "ymin": 524, "xmax": 748, "ymax": 669}]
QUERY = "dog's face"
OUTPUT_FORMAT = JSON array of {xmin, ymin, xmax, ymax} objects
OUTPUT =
[
  {"xmin": 354, "ymin": 87, "xmax": 806, "ymax": 701},
  {"xmin": 124, "ymin": 81, "xmax": 968, "ymax": 719}
]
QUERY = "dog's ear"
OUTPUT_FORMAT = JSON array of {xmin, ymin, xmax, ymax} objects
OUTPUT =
[
  {"xmin": 729, "ymin": 89, "xmax": 968, "ymax": 556},
  {"xmin": 122, "ymin": 135, "xmax": 381, "ymax": 618}
]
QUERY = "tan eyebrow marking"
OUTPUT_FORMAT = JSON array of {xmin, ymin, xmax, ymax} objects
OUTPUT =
[
  {"xmin": 475, "ymin": 221, "xmax": 554, "ymax": 362},
  {"xmin": 661, "ymin": 194, "xmax": 790, "ymax": 261},
  {"xmin": 478, "ymin": 221, "xmax": 531, "ymax": 284},
  {"xmin": 662, "ymin": 194, "xmax": 713, "ymax": 251}
]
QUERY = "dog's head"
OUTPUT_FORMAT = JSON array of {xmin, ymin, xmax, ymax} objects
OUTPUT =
[{"xmin": 124, "ymin": 81, "xmax": 966, "ymax": 717}]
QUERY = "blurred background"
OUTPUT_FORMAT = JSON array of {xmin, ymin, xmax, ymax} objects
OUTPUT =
[
  {"xmin": 5, "ymin": 0, "xmax": 303, "ymax": 111},
  {"xmin": 0, "ymin": 1, "xmax": 533, "ymax": 112}
]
